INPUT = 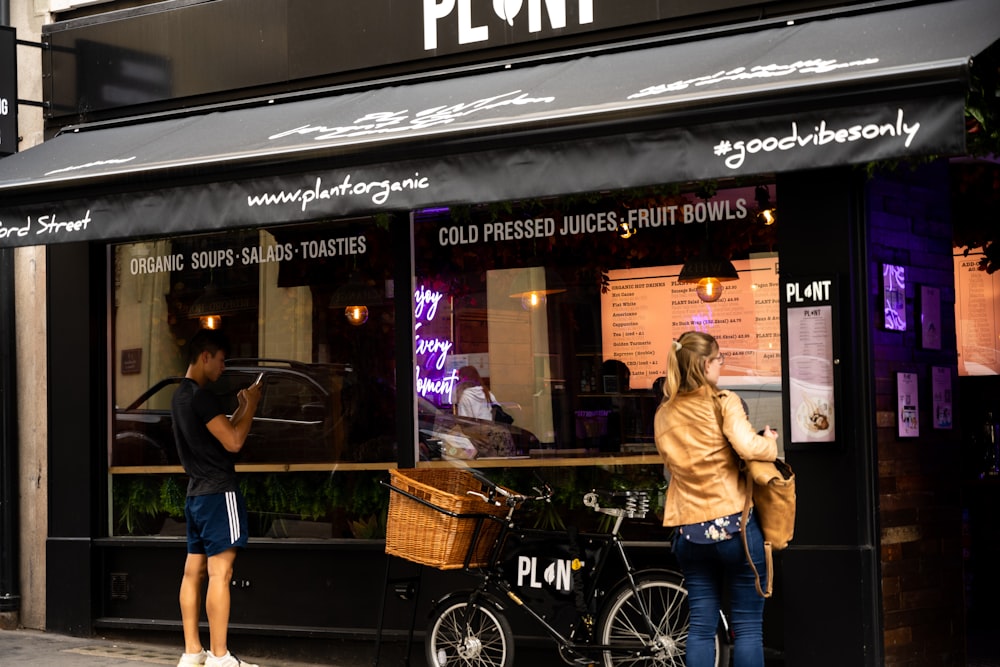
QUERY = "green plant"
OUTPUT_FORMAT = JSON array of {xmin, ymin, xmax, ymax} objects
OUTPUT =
[
  {"xmin": 159, "ymin": 476, "xmax": 186, "ymax": 518},
  {"xmin": 349, "ymin": 513, "xmax": 386, "ymax": 539},
  {"xmin": 117, "ymin": 477, "xmax": 162, "ymax": 535}
]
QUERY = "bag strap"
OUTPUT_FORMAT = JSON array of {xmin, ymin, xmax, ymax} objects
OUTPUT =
[
  {"xmin": 714, "ymin": 394, "xmax": 773, "ymax": 598},
  {"xmin": 740, "ymin": 475, "xmax": 774, "ymax": 598}
]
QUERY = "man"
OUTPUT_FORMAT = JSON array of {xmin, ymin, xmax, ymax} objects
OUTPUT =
[{"xmin": 172, "ymin": 329, "xmax": 262, "ymax": 667}]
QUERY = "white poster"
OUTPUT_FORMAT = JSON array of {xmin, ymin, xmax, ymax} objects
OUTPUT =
[
  {"xmin": 955, "ymin": 251, "xmax": 1000, "ymax": 375},
  {"xmin": 897, "ymin": 372, "xmax": 920, "ymax": 438},
  {"xmin": 787, "ymin": 305, "xmax": 835, "ymax": 443},
  {"xmin": 932, "ymin": 366, "xmax": 953, "ymax": 430}
]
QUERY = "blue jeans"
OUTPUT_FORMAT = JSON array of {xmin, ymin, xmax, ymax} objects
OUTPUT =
[{"xmin": 672, "ymin": 512, "xmax": 767, "ymax": 667}]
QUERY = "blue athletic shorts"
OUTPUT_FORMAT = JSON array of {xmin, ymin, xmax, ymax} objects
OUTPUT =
[{"xmin": 185, "ymin": 490, "xmax": 249, "ymax": 556}]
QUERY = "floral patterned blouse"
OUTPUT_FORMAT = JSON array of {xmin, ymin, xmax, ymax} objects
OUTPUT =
[{"xmin": 677, "ymin": 510, "xmax": 744, "ymax": 543}]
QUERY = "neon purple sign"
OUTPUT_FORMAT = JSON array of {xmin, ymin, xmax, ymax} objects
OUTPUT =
[{"xmin": 414, "ymin": 285, "xmax": 458, "ymax": 401}]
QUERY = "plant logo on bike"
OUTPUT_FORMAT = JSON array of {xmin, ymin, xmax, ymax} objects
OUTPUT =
[{"xmin": 516, "ymin": 556, "xmax": 579, "ymax": 593}]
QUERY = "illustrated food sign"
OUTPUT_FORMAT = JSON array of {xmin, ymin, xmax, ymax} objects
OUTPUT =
[
  {"xmin": 0, "ymin": 26, "xmax": 16, "ymax": 157},
  {"xmin": 601, "ymin": 254, "xmax": 781, "ymax": 390}
]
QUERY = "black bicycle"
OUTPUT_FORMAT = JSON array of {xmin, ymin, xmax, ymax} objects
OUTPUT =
[{"xmin": 384, "ymin": 468, "xmax": 728, "ymax": 667}]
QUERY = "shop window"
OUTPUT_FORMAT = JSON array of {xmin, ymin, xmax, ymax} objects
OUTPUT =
[
  {"xmin": 109, "ymin": 219, "xmax": 398, "ymax": 537},
  {"xmin": 412, "ymin": 183, "xmax": 784, "ymax": 486}
]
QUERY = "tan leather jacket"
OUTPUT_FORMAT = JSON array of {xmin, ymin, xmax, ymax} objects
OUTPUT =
[{"xmin": 654, "ymin": 386, "xmax": 778, "ymax": 527}]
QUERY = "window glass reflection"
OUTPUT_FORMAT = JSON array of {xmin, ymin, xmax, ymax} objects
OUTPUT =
[
  {"xmin": 111, "ymin": 219, "xmax": 398, "ymax": 469},
  {"xmin": 412, "ymin": 184, "xmax": 783, "ymax": 462}
]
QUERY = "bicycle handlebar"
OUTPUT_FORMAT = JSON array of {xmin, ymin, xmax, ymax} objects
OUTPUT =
[{"xmin": 466, "ymin": 469, "xmax": 553, "ymax": 507}]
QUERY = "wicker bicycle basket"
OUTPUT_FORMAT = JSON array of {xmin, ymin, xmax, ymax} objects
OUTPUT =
[{"xmin": 385, "ymin": 468, "xmax": 512, "ymax": 570}]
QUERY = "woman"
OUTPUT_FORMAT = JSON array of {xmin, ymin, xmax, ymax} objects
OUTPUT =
[
  {"xmin": 455, "ymin": 365, "xmax": 498, "ymax": 421},
  {"xmin": 653, "ymin": 331, "xmax": 779, "ymax": 667}
]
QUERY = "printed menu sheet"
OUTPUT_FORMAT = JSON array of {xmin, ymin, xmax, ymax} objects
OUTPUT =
[
  {"xmin": 786, "ymin": 299, "xmax": 836, "ymax": 443},
  {"xmin": 955, "ymin": 252, "xmax": 1000, "ymax": 375}
]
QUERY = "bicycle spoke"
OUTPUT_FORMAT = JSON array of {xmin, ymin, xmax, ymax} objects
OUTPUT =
[
  {"xmin": 427, "ymin": 600, "xmax": 513, "ymax": 667},
  {"xmin": 598, "ymin": 577, "xmax": 694, "ymax": 667}
]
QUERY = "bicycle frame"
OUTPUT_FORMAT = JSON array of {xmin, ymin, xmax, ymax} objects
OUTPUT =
[
  {"xmin": 383, "ymin": 471, "xmax": 730, "ymax": 667},
  {"xmin": 449, "ymin": 488, "xmax": 676, "ymax": 663}
]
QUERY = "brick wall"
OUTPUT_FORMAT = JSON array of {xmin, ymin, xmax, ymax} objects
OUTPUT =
[{"xmin": 867, "ymin": 161, "xmax": 966, "ymax": 666}]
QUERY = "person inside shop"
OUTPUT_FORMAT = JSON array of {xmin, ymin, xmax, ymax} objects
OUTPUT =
[
  {"xmin": 453, "ymin": 364, "xmax": 518, "ymax": 457},
  {"xmin": 652, "ymin": 376, "xmax": 667, "ymax": 402},
  {"xmin": 172, "ymin": 329, "xmax": 263, "ymax": 667},
  {"xmin": 594, "ymin": 359, "xmax": 634, "ymax": 452},
  {"xmin": 654, "ymin": 331, "xmax": 778, "ymax": 667},
  {"xmin": 455, "ymin": 365, "xmax": 500, "ymax": 421}
]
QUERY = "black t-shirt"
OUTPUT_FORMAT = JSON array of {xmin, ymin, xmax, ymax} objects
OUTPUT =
[{"xmin": 171, "ymin": 377, "xmax": 238, "ymax": 496}]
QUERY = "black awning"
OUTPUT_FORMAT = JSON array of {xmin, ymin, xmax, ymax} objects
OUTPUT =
[{"xmin": 0, "ymin": 0, "xmax": 996, "ymax": 247}]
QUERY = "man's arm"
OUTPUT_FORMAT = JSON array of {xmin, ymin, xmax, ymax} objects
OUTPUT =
[{"xmin": 206, "ymin": 384, "xmax": 261, "ymax": 453}]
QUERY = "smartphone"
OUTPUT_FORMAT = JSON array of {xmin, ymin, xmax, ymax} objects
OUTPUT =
[{"xmin": 251, "ymin": 372, "xmax": 264, "ymax": 387}]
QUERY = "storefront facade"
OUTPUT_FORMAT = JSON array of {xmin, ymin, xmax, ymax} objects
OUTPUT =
[{"xmin": 2, "ymin": 0, "xmax": 999, "ymax": 665}]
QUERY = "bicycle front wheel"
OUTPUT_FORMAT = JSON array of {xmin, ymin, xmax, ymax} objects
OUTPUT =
[
  {"xmin": 596, "ymin": 571, "xmax": 720, "ymax": 667},
  {"xmin": 425, "ymin": 593, "xmax": 515, "ymax": 667}
]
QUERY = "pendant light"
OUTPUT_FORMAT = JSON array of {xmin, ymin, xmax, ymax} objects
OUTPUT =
[
  {"xmin": 189, "ymin": 282, "xmax": 224, "ymax": 329},
  {"xmin": 330, "ymin": 272, "xmax": 381, "ymax": 326},
  {"xmin": 508, "ymin": 267, "xmax": 567, "ymax": 310},
  {"xmin": 677, "ymin": 255, "xmax": 740, "ymax": 303},
  {"xmin": 677, "ymin": 210, "xmax": 738, "ymax": 303}
]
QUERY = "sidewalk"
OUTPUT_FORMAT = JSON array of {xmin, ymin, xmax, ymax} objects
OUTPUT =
[
  {"xmin": 0, "ymin": 628, "xmax": 563, "ymax": 667},
  {"xmin": 0, "ymin": 629, "xmax": 412, "ymax": 667}
]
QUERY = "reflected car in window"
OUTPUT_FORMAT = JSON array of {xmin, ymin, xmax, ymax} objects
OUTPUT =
[
  {"xmin": 416, "ymin": 396, "xmax": 539, "ymax": 460},
  {"xmin": 112, "ymin": 359, "xmax": 539, "ymax": 466}
]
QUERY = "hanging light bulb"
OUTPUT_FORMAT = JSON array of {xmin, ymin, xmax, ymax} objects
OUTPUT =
[
  {"xmin": 695, "ymin": 277, "xmax": 725, "ymax": 303},
  {"xmin": 755, "ymin": 184, "xmax": 777, "ymax": 224},
  {"xmin": 189, "ymin": 283, "xmax": 224, "ymax": 330},
  {"xmin": 330, "ymin": 272, "xmax": 381, "ymax": 326},
  {"xmin": 678, "ymin": 257, "xmax": 738, "ymax": 303},
  {"xmin": 199, "ymin": 314, "xmax": 222, "ymax": 330},
  {"xmin": 521, "ymin": 291, "xmax": 547, "ymax": 310},
  {"xmin": 509, "ymin": 267, "xmax": 565, "ymax": 310},
  {"xmin": 677, "ymin": 194, "xmax": 740, "ymax": 303},
  {"xmin": 344, "ymin": 305, "xmax": 369, "ymax": 326}
]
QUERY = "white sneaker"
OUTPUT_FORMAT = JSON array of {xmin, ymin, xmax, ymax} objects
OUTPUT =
[
  {"xmin": 177, "ymin": 649, "xmax": 208, "ymax": 666},
  {"xmin": 205, "ymin": 651, "xmax": 260, "ymax": 667}
]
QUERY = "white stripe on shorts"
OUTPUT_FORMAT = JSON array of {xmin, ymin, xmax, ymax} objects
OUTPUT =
[{"xmin": 225, "ymin": 491, "xmax": 240, "ymax": 544}]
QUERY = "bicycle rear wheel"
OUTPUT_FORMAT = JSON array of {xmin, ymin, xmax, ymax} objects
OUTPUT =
[
  {"xmin": 425, "ymin": 593, "xmax": 515, "ymax": 667},
  {"xmin": 595, "ymin": 570, "xmax": 721, "ymax": 667}
]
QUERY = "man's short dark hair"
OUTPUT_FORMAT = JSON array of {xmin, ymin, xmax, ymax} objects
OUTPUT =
[{"xmin": 186, "ymin": 329, "xmax": 231, "ymax": 365}]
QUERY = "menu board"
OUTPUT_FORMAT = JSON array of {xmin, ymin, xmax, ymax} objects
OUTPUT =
[
  {"xmin": 785, "ymin": 277, "xmax": 837, "ymax": 445},
  {"xmin": 601, "ymin": 253, "xmax": 780, "ymax": 390},
  {"xmin": 955, "ymin": 251, "xmax": 1000, "ymax": 375}
]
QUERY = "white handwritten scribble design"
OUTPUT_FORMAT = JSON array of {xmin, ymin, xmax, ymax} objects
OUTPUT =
[
  {"xmin": 267, "ymin": 91, "xmax": 555, "ymax": 143},
  {"xmin": 45, "ymin": 157, "xmax": 137, "ymax": 177},
  {"xmin": 627, "ymin": 59, "xmax": 881, "ymax": 99}
]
